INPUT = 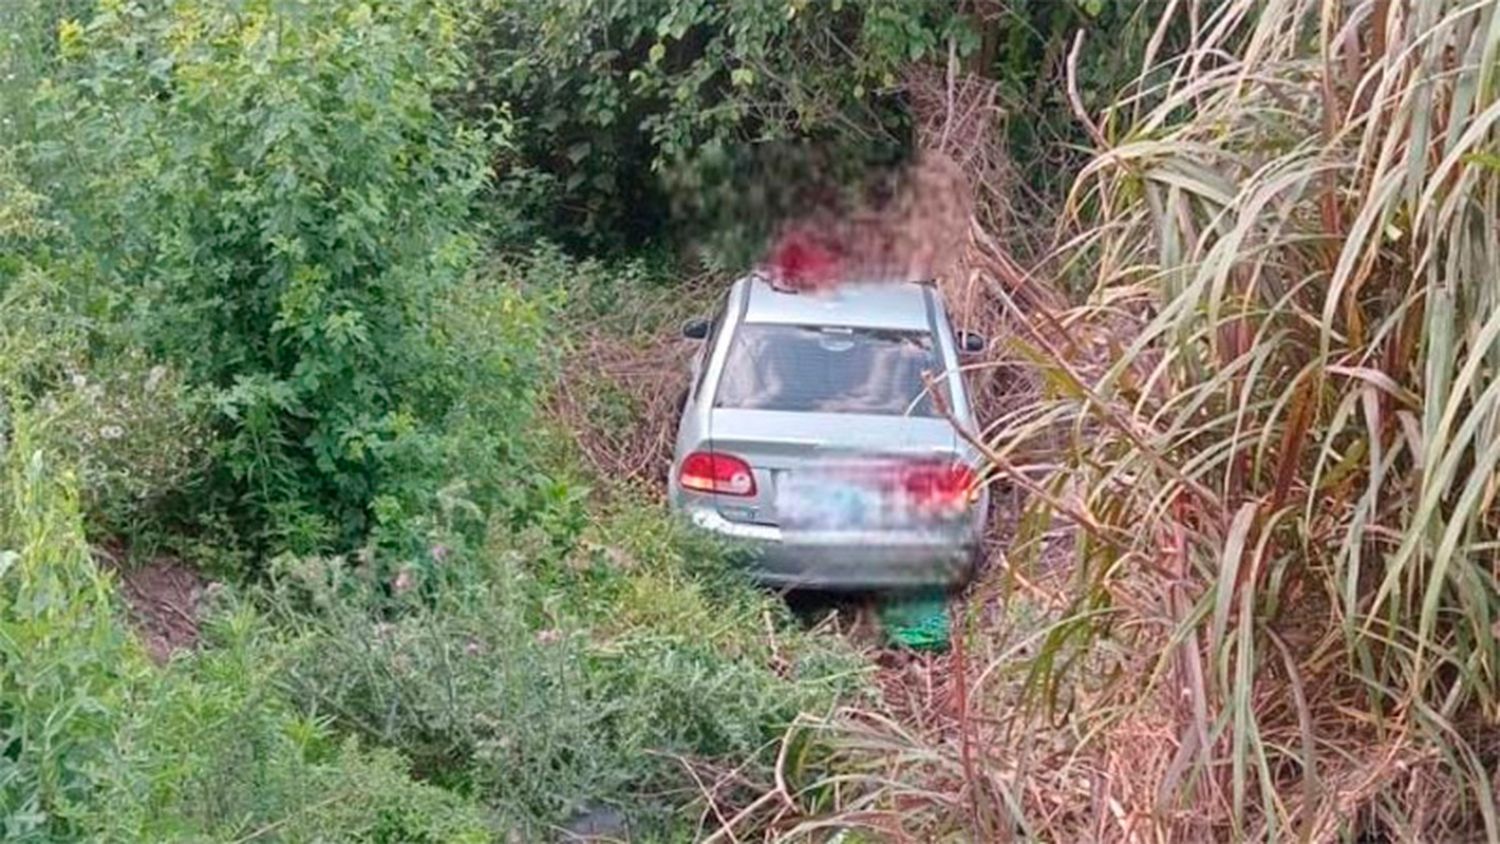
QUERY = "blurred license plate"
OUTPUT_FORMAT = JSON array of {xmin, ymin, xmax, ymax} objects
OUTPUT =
[{"xmin": 775, "ymin": 473, "xmax": 884, "ymax": 531}]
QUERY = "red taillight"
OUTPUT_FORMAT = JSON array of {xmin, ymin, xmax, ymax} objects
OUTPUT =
[
  {"xmin": 679, "ymin": 452, "xmax": 757, "ymax": 497},
  {"xmin": 901, "ymin": 462, "xmax": 975, "ymax": 509}
]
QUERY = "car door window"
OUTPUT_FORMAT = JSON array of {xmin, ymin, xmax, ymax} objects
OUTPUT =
[{"xmin": 692, "ymin": 292, "xmax": 730, "ymax": 399}]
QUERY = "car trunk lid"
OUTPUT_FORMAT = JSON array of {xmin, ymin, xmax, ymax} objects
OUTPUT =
[{"xmin": 707, "ymin": 408, "xmax": 963, "ymax": 529}]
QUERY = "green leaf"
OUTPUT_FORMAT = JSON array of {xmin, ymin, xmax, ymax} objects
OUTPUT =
[
  {"xmin": 1210, "ymin": 503, "xmax": 1258, "ymax": 653},
  {"xmin": 1462, "ymin": 151, "xmax": 1500, "ymax": 171}
]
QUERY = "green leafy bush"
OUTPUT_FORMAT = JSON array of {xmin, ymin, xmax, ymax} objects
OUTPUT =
[
  {"xmin": 98, "ymin": 605, "xmax": 496, "ymax": 843},
  {"xmin": 11, "ymin": 0, "xmax": 539, "ymax": 561},
  {"xmin": 0, "ymin": 419, "xmax": 141, "ymax": 841},
  {"xmin": 466, "ymin": 0, "xmax": 964, "ymax": 253},
  {"xmin": 460, "ymin": 0, "xmax": 1183, "ymax": 256},
  {"xmin": 4, "ymin": 4, "xmax": 871, "ymax": 842},
  {"xmin": 270, "ymin": 553, "xmax": 605, "ymax": 829},
  {"xmin": 0, "ymin": 411, "xmax": 495, "ymax": 842},
  {"xmin": 268, "ymin": 501, "xmax": 862, "ymax": 838}
]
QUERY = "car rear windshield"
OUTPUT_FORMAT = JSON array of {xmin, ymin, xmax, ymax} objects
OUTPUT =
[{"xmin": 713, "ymin": 323, "xmax": 939, "ymax": 416}]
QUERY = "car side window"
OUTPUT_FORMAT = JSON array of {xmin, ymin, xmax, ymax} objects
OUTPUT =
[{"xmin": 693, "ymin": 292, "xmax": 730, "ymax": 399}]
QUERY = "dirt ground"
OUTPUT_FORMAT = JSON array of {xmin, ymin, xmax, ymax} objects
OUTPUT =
[{"xmin": 115, "ymin": 557, "xmax": 209, "ymax": 663}]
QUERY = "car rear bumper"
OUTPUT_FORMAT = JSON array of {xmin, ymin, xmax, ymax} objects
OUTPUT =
[{"xmin": 686, "ymin": 508, "xmax": 977, "ymax": 590}]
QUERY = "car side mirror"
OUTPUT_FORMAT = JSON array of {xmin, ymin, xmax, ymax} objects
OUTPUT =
[
  {"xmin": 958, "ymin": 331, "xmax": 987, "ymax": 354},
  {"xmin": 681, "ymin": 318, "xmax": 710, "ymax": 340}
]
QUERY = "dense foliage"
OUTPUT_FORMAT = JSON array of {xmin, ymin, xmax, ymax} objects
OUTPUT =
[
  {"xmin": 13, "ymin": 0, "xmax": 1491, "ymax": 841},
  {"xmin": 1, "ymin": 0, "xmax": 860, "ymax": 840},
  {"xmin": 12, "ymin": 0, "xmax": 547, "ymax": 559},
  {"xmin": 0, "ymin": 416, "xmax": 496, "ymax": 842},
  {"xmin": 470, "ymin": 0, "xmax": 1170, "ymax": 257}
]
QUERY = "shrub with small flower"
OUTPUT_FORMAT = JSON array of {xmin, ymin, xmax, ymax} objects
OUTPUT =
[{"xmin": 42, "ymin": 355, "xmax": 207, "ymax": 538}]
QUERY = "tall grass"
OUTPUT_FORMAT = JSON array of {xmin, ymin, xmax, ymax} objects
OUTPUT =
[
  {"xmin": 771, "ymin": 1, "xmax": 1500, "ymax": 840},
  {"xmin": 1050, "ymin": 0, "xmax": 1500, "ymax": 835}
]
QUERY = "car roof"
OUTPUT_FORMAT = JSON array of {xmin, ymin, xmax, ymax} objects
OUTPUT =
[{"xmin": 739, "ymin": 276, "xmax": 934, "ymax": 332}]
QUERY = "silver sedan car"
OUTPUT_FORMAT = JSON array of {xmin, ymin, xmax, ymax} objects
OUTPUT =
[{"xmin": 669, "ymin": 275, "xmax": 989, "ymax": 590}]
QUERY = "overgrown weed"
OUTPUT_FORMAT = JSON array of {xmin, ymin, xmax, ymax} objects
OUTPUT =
[
  {"xmin": 0, "ymin": 411, "xmax": 497, "ymax": 842},
  {"xmin": 263, "ymin": 487, "xmax": 864, "ymax": 839}
]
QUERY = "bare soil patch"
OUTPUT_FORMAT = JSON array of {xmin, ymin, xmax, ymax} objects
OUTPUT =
[{"xmin": 117, "ymin": 558, "xmax": 209, "ymax": 664}]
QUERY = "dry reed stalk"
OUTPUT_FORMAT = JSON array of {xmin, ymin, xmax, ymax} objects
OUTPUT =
[
  {"xmin": 547, "ymin": 273, "xmax": 721, "ymax": 495},
  {"xmin": 547, "ymin": 334, "xmax": 692, "ymax": 492}
]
